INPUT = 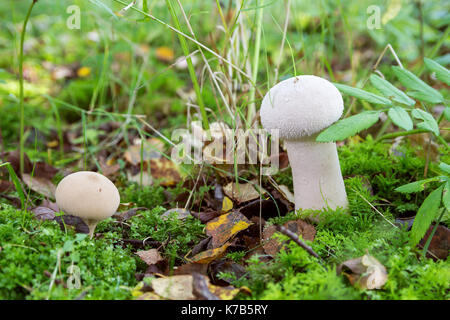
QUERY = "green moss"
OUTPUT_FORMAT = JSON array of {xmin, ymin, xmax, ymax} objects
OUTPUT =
[
  {"xmin": 127, "ymin": 207, "xmax": 205, "ymax": 268},
  {"xmin": 120, "ymin": 183, "xmax": 166, "ymax": 208},
  {"xmin": 0, "ymin": 205, "xmax": 136, "ymax": 300}
]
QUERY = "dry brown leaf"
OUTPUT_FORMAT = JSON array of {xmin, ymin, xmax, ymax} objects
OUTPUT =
[
  {"xmin": 151, "ymin": 275, "xmax": 195, "ymax": 300},
  {"xmin": 277, "ymin": 185, "xmax": 295, "ymax": 204},
  {"xmin": 149, "ymin": 158, "xmax": 181, "ymax": 187},
  {"xmin": 223, "ymin": 181, "xmax": 266, "ymax": 203},
  {"xmin": 206, "ymin": 211, "xmax": 252, "ymax": 248},
  {"xmin": 161, "ymin": 208, "xmax": 190, "ymax": 220},
  {"xmin": 136, "ymin": 292, "xmax": 162, "ymax": 300},
  {"xmin": 136, "ymin": 249, "xmax": 163, "ymax": 266},
  {"xmin": 337, "ymin": 254, "xmax": 388, "ymax": 290},
  {"xmin": 126, "ymin": 171, "xmax": 153, "ymax": 186},
  {"xmin": 173, "ymin": 263, "xmax": 208, "ymax": 276},
  {"xmin": 22, "ymin": 174, "xmax": 56, "ymax": 199},
  {"xmin": 419, "ymin": 224, "xmax": 449, "ymax": 260},
  {"xmin": 0, "ymin": 180, "xmax": 14, "ymax": 193},
  {"xmin": 124, "ymin": 138, "xmax": 165, "ymax": 166},
  {"xmin": 29, "ymin": 206, "xmax": 56, "ymax": 221}
]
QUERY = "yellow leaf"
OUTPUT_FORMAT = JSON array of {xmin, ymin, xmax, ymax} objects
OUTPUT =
[
  {"xmin": 77, "ymin": 66, "xmax": 91, "ymax": 78},
  {"xmin": 206, "ymin": 211, "xmax": 252, "ymax": 248},
  {"xmin": 156, "ymin": 46, "xmax": 174, "ymax": 62},
  {"xmin": 190, "ymin": 242, "xmax": 230, "ymax": 264},
  {"xmin": 221, "ymin": 196, "xmax": 233, "ymax": 213}
]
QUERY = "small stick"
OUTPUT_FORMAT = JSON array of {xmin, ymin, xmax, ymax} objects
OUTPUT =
[{"xmin": 275, "ymin": 225, "xmax": 320, "ymax": 259}]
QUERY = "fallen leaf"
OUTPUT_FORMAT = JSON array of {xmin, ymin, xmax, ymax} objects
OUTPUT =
[
  {"xmin": 136, "ymin": 249, "xmax": 163, "ymax": 266},
  {"xmin": 223, "ymin": 181, "xmax": 266, "ymax": 203},
  {"xmin": 0, "ymin": 180, "xmax": 14, "ymax": 193},
  {"xmin": 190, "ymin": 210, "xmax": 221, "ymax": 224},
  {"xmin": 54, "ymin": 215, "xmax": 89, "ymax": 234},
  {"xmin": 29, "ymin": 206, "xmax": 56, "ymax": 221},
  {"xmin": 173, "ymin": 263, "xmax": 208, "ymax": 276},
  {"xmin": 221, "ymin": 196, "xmax": 233, "ymax": 213},
  {"xmin": 206, "ymin": 211, "xmax": 252, "ymax": 248},
  {"xmin": 22, "ymin": 174, "xmax": 56, "ymax": 199},
  {"xmin": 117, "ymin": 207, "xmax": 148, "ymax": 221},
  {"xmin": 190, "ymin": 242, "xmax": 230, "ymax": 264},
  {"xmin": 41, "ymin": 199, "xmax": 59, "ymax": 212},
  {"xmin": 99, "ymin": 159, "xmax": 120, "ymax": 178},
  {"xmin": 1, "ymin": 150, "xmax": 33, "ymax": 175},
  {"xmin": 337, "ymin": 254, "xmax": 388, "ymax": 290},
  {"xmin": 209, "ymin": 260, "xmax": 246, "ymax": 285},
  {"xmin": 419, "ymin": 224, "xmax": 449, "ymax": 260},
  {"xmin": 126, "ymin": 171, "xmax": 153, "ymax": 186},
  {"xmin": 124, "ymin": 138, "xmax": 165, "ymax": 165},
  {"xmin": 77, "ymin": 66, "xmax": 91, "ymax": 78},
  {"xmin": 156, "ymin": 46, "xmax": 175, "ymax": 63},
  {"xmin": 151, "ymin": 275, "xmax": 195, "ymax": 300},
  {"xmin": 33, "ymin": 161, "xmax": 58, "ymax": 180},
  {"xmin": 192, "ymin": 273, "xmax": 249, "ymax": 300},
  {"xmin": 192, "ymin": 273, "xmax": 219, "ymax": 300},
  {"xmin": 161, "ymin": 208, "xmax": 190, "ymax": 220},
  {"xmin": 149, "ymin": 158, "xmax": 181, "ymax": 187},
  {"xmin": 136, "ymin": 292, "xmax": 162, "ymax": 300},
  {"xmin": 361, "ymin": 254, "xmax": 388, "ymax": 289},
  {"xmin": 277, "ymin": 185, "xmax": 295, "ymax": 204}
]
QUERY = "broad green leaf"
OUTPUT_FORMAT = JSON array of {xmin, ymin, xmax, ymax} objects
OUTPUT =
[
  {"xmin": 411, "ymin": 109, "xmax": 440, "ymax": 136},
  {"xmin": 388, "ymin": 107, "xmax": 413, "ymax": 131},
  {"xmin": 395, "ymin": 177, "xmax": 442, "ymax": 193},
  {"xmin": 370, "ymin": 74, "xmax": 415, "ymax": 106},
  {"xmin": 392, "ymin": 66, "xmax": 443, "ymax": 104},
  {"xmin": 410, "ymin": 185, "xmax": 444, "ymax": 246},
  {"xmin": 439, "ymin": 162, "xmax": 450, "ymax": 174},
  {"xmin": 316, "ymin": 111, "xmax": 381, "ymax": 142},
  {"xmin": 443, "ymin": 181, "xmax": 450, "ymax": 212},
  {"xmin": 444, "ymin": 107, "xmax": 450, "ymax": 121},
  {"xmin": 334, "ymin": 83, "xmax": 392, "ymax": 106},
  {"xmin": 424, "ymin": 58, "xmax": 450, "ymax": 85}
]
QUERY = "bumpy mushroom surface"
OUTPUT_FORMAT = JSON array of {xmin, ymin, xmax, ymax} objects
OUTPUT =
[
  {"xmin": 55, "ymin": 171, "xmax": 120, "ymax": 238},
  {"xmin": 260, "ymin": 75, "xmax": 348, "ymax": 213}
]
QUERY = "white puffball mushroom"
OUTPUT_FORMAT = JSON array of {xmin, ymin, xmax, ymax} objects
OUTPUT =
[
  {"xmin": 55, "ymin": 171, "xmax": 120, "ymax": 239},
  {"xmin": 260, "ymin": 75, "xmax": 348, "ymax": 214}
]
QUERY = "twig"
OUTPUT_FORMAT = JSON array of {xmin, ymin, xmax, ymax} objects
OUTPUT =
[{"xmin": 275, "ymin": 225, "xmax": 320, "ymax": 259}]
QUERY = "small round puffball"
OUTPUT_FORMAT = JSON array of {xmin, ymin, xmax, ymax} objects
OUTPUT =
[
  {"xmin": 55, "ymin": 171, "xmax": 120, "ymax": 221},
  {"xmin": 260, "ymin": 75, "xmax": 343, "ymax": 140}
]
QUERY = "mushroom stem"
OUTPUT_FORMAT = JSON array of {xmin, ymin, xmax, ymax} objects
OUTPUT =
[
  {"xmin": 286, "ymin": 139, "xmax": 348, "ymax": 213},
  {"xmin": 84, "ymin": 219, "xmax": 99, "ymax": 239}
]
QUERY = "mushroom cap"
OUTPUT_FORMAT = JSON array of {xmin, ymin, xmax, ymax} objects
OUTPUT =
[
  {"xmin": 55, "ymin": 171, "xmax": 120, "ymax": 221},
  {"xmin": 260, "ymin": 75, "xmax": 343, "ymax": 140}
]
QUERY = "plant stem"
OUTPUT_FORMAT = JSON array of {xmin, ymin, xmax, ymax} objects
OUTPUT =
[
  {"xmin": 377, "ymin": 129, "xmax": 450, "ymax": 151},
  {"xmin": 165, "ymin": 0, "xmax": 209, "ymax": 130},
  {"xmin": 421, "ymin": 208, "xmax": 445, "ymax": 260},
  {"xmin": 18, "ymin": 0, "xmax": 37, "ymax": 175},
  {"xmin": 376, "ymin": 129, "xmax": 428, "ymax": 142},
  {"xmin": 247, "ymin": 0, "xmax": 264, "ymax": 125}
]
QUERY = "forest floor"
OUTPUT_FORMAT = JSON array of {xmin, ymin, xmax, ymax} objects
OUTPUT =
[{"xmin": 0, "ymin": 0, "xmax": 448, "ymax": 300}]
